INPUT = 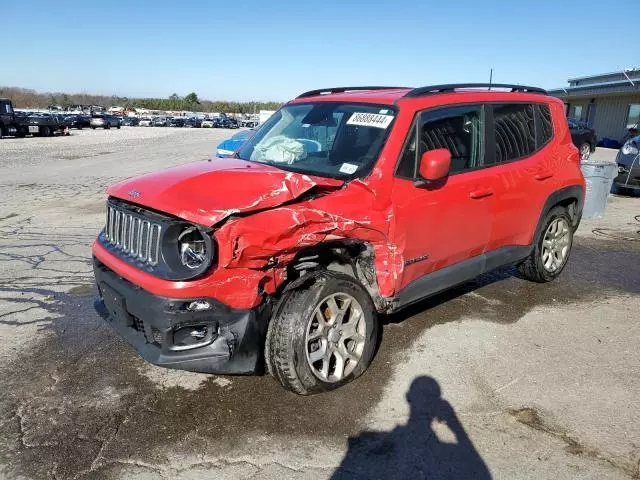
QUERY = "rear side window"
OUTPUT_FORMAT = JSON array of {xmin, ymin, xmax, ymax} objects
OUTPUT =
[
  {"xmin": 493, "ymin": 103, "xmax": 536, "ymax": 162},
  {"xmin": 535, "ymin": 104, "xmax": 553, "ymax": 148}
]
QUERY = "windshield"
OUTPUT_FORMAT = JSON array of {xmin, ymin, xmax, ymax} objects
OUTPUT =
[{"xmin": 237, "ymin": 102, "xmax": 397, "ymax": 179}]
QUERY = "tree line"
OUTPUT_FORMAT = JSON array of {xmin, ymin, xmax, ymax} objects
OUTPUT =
[{"xmin": 0, "ymin": 87, "xmax": 282, "ymax": 114}]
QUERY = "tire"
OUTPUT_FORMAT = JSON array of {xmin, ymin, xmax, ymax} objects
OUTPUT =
[
  {"xmin": 40, "ymin": 127, "xmax": 50, "ymax": 137},
  {"xmin": 579, "ymin": 143, "xmax": 591, "ymax": 161},
  {"xmin": 518, "ymin": 206, "xmax": 574, "ymax": 283},
  {"xmin": 265, "ymin": 271, "xmax": 379, "ymax": 395},
  {"xmin": 91, "ymin": 127, "xmax": 96, "ymax": 130},
  {"xmin": 117, "ymin": 125, "xmax": 121, "ymax": 129}
]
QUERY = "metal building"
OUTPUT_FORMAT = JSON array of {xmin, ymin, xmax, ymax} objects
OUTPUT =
[{"xmin": 548, "ymin": 68, "xmax": 640, "ymax": 144}]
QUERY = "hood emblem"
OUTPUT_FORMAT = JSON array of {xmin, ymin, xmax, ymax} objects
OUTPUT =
[{"xmin": 128, "ymin": 190, "xmax": 141, "ymax": 198}]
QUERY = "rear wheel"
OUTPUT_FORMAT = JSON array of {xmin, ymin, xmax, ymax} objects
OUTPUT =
[
  {"xmin": 579, "ymin": 143, "xmax": 591, "ymax": 161},
  {"xmin": 518, "ymin": 206, "xmax": 573, "ymax": 282},
  {"xmin": 266, "ymin": 271, "xmax": 379, "ymax": 395},
  {"xmin": 40, "ymin": 126, "xmax": 50, "ymax": 137}
]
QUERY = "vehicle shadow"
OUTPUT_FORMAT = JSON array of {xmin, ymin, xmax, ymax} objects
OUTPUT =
[{"xmin": 331, "ymin": 375, "xmax": 491, "ymax": 479}]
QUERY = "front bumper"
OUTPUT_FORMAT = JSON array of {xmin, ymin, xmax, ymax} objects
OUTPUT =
[{"xmin": 93, "ymin": 258, "xmax": 270, "ymax": 374}]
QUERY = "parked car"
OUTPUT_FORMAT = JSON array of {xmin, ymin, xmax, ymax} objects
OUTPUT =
[
  {"xmin": 184, "ymin": 117, "xmax": 202, "ymax": 128},
  {"xmin": 64, "ymin": 114, "xmax": 91, "ymax": 129},
  {"xmin": 139, "ymin": 117, "xmax": 153, "ymax": 127},
  {"xmin": 214, "ymin": 117, "xmax": 239, "ymax": 129},
  {"xmin": 613, "ymin": 134, "xmax": 640, "ymax": 194},
  {"xmin": 153, "ymin": 117, "xmax": 168, "ymax": 127},
  {"xmin": 91, "ymin": 114, "xmax": 121, "ymax": 129},
  {"xmin": 121, "ymin": 117, "xmax": 140, "ymax": 126},
  {"xmin": 93, "ymin": 84, "xmax": 585, "ymax": 395},
  {"xmin": 168, "ymin": 117, "xmax": 185, "ymax": 127},
  {"xmin": 568, "ymin": 118, "xmax": 597, "ymax": 160},
  {"xmin": 215, "ymin": 129, "xmax": 255, "ymax": 157},
  {"xmin": 201, "ymin": 118, "xmax": 216, "ymax": 128}
]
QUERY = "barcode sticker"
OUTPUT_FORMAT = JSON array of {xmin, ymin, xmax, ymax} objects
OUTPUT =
[
  {"xmin": 346, "ymin": 112, "xmax": 394, "ymax": 129},
  {"xmin": 339, "ymin": 163, "xmax": 358, "ymax": 174}
]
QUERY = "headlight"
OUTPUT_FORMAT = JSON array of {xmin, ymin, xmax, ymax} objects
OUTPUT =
[
  {"xmin": 178, "ymin": 226, "xmax": 207, "ymax": 269},
  {"xmin": 160, "ymin": 222, "xmax": 214, "ymax": 279},
  {"xmin": 621, "ymin": 140, "xmax": 639, "ymax": 156}
]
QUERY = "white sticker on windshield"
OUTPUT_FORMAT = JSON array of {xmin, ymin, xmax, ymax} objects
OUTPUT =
[
  {"xmin": 379, "ymin": 109, "xmax": 389, "ymax": 114},
  {"xmin": 339, "ymin": 163, "xmax": 358, "ymax": 174},
  {"xmin": 347, "ymin": 112, "xmax": 394, "ymax": 129}
]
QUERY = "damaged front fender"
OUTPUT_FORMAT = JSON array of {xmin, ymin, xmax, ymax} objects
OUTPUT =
[{"xmin": 214, "ymin": 180, "xmax": 399, "ymax": 300}]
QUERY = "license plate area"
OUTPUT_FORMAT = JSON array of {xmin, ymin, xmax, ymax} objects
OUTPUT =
[
  {"xmin": 100, "ymin": 282, "xmax": 131, "ymax": 326},
  {"xmin": 28, "ymin": 126, "xmax": 39, "ymax": 133}
]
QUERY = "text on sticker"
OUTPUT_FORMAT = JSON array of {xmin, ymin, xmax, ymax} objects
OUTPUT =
[
  {"xmin": 339, "ymin": 163, "xmax": 358, "ymax": 174},
  {"xmin": 346, "ymin": 112, "xmax": 394, "ymax": 129}
]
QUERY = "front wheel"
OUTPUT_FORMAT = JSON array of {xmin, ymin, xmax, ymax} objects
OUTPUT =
[
  {"xmin": 518, "ymin": 206, "xmax": 574, "ymax": 282},
  {"xmin": 265, "ymin": 271, "xmax": 379, "ymax": 395}
]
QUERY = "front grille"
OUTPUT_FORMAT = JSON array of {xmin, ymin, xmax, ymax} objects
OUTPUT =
[{"xmin": 105, "ymin": 204, "xmax": 161, "ymax": 265}]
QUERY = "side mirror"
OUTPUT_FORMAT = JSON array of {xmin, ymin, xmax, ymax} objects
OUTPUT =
[{"xmin": 416, "ymin": 148, "xmax": 451, "ymax": 186}]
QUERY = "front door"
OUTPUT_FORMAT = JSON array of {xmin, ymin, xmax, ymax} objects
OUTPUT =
[{"xmin": 392, "ymin": 104, "xmax": 495, "ymax": 294}]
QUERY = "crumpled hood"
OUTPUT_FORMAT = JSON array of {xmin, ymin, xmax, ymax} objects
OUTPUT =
[{"xmin": 107, "ymin": 157, "xmax": 343, "ymax": 226}]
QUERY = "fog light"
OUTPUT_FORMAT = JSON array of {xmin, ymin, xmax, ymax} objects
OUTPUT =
[
  {"xmin": 187, "ymin": 300, "xmax": 211, "ymax": 311},
  {"xmin": 189, "ymin": 327, "xmax": 208, "ymax": 339}
]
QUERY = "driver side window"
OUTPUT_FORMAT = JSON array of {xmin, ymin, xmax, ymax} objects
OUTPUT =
[
  {"xmin": 396, "ymin": 105, "xmax": 486, "ymax": 178},
  {"xmin": 420, "ymin": 105, "xmax": 485, "ymax": 174}
]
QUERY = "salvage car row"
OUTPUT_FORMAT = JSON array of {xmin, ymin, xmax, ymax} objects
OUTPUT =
[{"xmin": 1, "ymin": 98, "xmax": 245, "ymax": 139}]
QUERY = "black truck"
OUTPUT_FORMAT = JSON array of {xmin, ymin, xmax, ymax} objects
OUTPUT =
[
  {"xmin": 0, "ymin": 98, "xmax": 28, "ymax": 137},
  {"xmin": 1, "ymin": 99, "xmax": 71, "ymax": 138}
]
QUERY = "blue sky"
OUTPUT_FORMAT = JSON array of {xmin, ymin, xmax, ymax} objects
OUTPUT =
[{"xmin": 3, "ymin": 0, "xmax": 635, "ymax": 101}]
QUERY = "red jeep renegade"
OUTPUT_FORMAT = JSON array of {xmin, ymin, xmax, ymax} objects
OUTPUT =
[{"xmin": 93, "ymin": 84, "xmax": 585, "ymax": 395}]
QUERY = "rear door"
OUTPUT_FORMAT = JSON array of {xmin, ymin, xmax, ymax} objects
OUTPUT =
[
  {"xmin": 392, "ymin": 104, "xmax": 496, "ymax": 291},
  {"xmin": 486, "ymin": 102, "xmax": 553, "ymax": 250}
]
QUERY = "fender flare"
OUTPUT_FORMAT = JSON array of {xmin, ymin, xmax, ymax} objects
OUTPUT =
[{"xmin": 532, "ymin": 185, "xmax": 584, "ymax": 242}]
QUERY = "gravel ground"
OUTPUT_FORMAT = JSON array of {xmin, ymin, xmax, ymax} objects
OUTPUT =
[{"xmin": 0, "ymin": 130, "xmax": 639, "ymax": 479}]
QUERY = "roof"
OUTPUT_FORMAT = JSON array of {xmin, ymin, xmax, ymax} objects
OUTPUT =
[
  {"xmin": 289, "ymin": 84, "xmax": 548, "ymax": 105},
  {"xmin": 548, "ymin": 80, "xmax": 640, "ymax": 99},
  {"xmin": 289, "ymin": 88, "xmax": 410, "ymax": 105},
  {"xmin": 567, "ymin": 68, "xmax": 640, "ymax": 83}
]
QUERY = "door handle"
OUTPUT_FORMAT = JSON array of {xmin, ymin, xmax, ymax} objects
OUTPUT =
[
  {"xmin": 535, "ymin": 171, "xmax": 553, "ymax": 181},
  {"xmin": 469, "ymin": 188, "xmax": 494, "ymax": 199}
]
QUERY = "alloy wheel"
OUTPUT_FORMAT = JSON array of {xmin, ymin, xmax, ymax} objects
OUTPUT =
[
  {"xmin": 305, "ymin": 293, "xmax": 367, "ymax": 383},
  {"xmin": 541, "ymin": 217, "xmax": 571, "ymax": 272},
  {"xmin": 580, "ymin": 144, "xmax": 591, "ymax": 161}
]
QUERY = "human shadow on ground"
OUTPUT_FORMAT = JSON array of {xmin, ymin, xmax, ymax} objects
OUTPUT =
[{"xmin": 332, "ymin": 376, "xmax": 492, "ymax": 480}]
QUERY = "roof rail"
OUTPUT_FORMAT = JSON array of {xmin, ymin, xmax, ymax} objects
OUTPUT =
[
  {"xmin": 403, "ymin": 83, "xmax": 547, "ymax": 98},
  {"xmin": 296, "ymin": 86, "xmax": 407, "ymax": 99}
]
